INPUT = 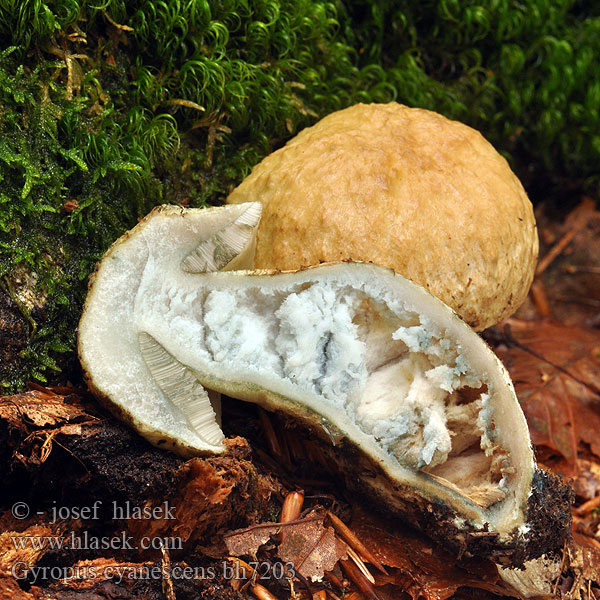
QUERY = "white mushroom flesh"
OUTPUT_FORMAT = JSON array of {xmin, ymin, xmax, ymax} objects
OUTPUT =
[{"xmin": 78, "ymin": 203, "xmax": 535, "ymax": 538}]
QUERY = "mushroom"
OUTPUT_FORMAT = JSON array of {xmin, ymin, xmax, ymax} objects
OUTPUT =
[
  {"xmin": 78, "ymin": 202, "xmax": 569, "ymax": 563},
  {"xmin": 227, "ymin": 102, "xmax": 539, "ymax": 331}
]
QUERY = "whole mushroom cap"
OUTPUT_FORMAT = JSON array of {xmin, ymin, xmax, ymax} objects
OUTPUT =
[{"xmin": 227, "ymin": 102, "xmax": 538, "ymax": 331}]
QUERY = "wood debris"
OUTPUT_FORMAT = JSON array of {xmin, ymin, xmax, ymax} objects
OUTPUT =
[{"xmin": 2, "ymin": 288, "xmax": 600, "ymax": 599}]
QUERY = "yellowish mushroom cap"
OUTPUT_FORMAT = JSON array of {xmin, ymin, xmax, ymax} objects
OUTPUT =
[{"xmin": 227, "ymin": 102, "xmax": 538, "ymax": 331}]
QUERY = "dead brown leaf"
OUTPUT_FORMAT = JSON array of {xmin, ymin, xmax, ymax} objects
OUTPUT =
[
  {"xmin": 349, "ymin": 508, "xmax": 510, "ymax": 600},
  {"xmin": 0, "ymin": 387, "xmax": 100, "ymax": 465},
  {"xmin": 225, "ymin": 511, "xmax": 347, "ymax": 582},
  {"xmin": 0, "ymin": 388, "xmax": 97, "ymax": 430},
  {"xmin": 278, "ymin": 516, "xmax": 347, "ymax": 581},
  {"xmin": 224, "ymin": 520, "xmax": 281, "ymax": 558},
  {"xmin": 493, "ymin": 320, "xmax": 600, "ymax": 470}
]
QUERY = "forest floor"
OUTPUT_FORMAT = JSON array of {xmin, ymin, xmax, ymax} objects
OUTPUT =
[{"xmin": 0, "ymin": 198, "xmax": 599, "ymax": 600}]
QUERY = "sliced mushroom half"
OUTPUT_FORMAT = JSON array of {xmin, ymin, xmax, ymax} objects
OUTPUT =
[{"xmin": 78, "ymin": 202, "xmax": 570, "ymax": 563}]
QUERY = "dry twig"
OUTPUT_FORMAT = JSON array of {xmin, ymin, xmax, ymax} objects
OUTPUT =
[
  {"xmin": 536, "ymin": 197, "xmax": 597, "ymax": 276},
  {"xmin": 327, "ymin": 512, "xmax": 388, "ymax": 576}
]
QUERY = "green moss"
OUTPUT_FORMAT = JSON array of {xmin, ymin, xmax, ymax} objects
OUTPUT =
[
  {"xmin": 0, "ymin": 42, "xmax": 164, "ymax": 389},
  {"xmin": 0, "ymin": 0, "xmax": 599, "ymax": 390},
  {"xmin": 340, "ymin": 0, "xmax": 600, "ymax": 190},
  {"xmin": 0, "ymin": 0, "xmax": 361, "ymax": 390}
]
